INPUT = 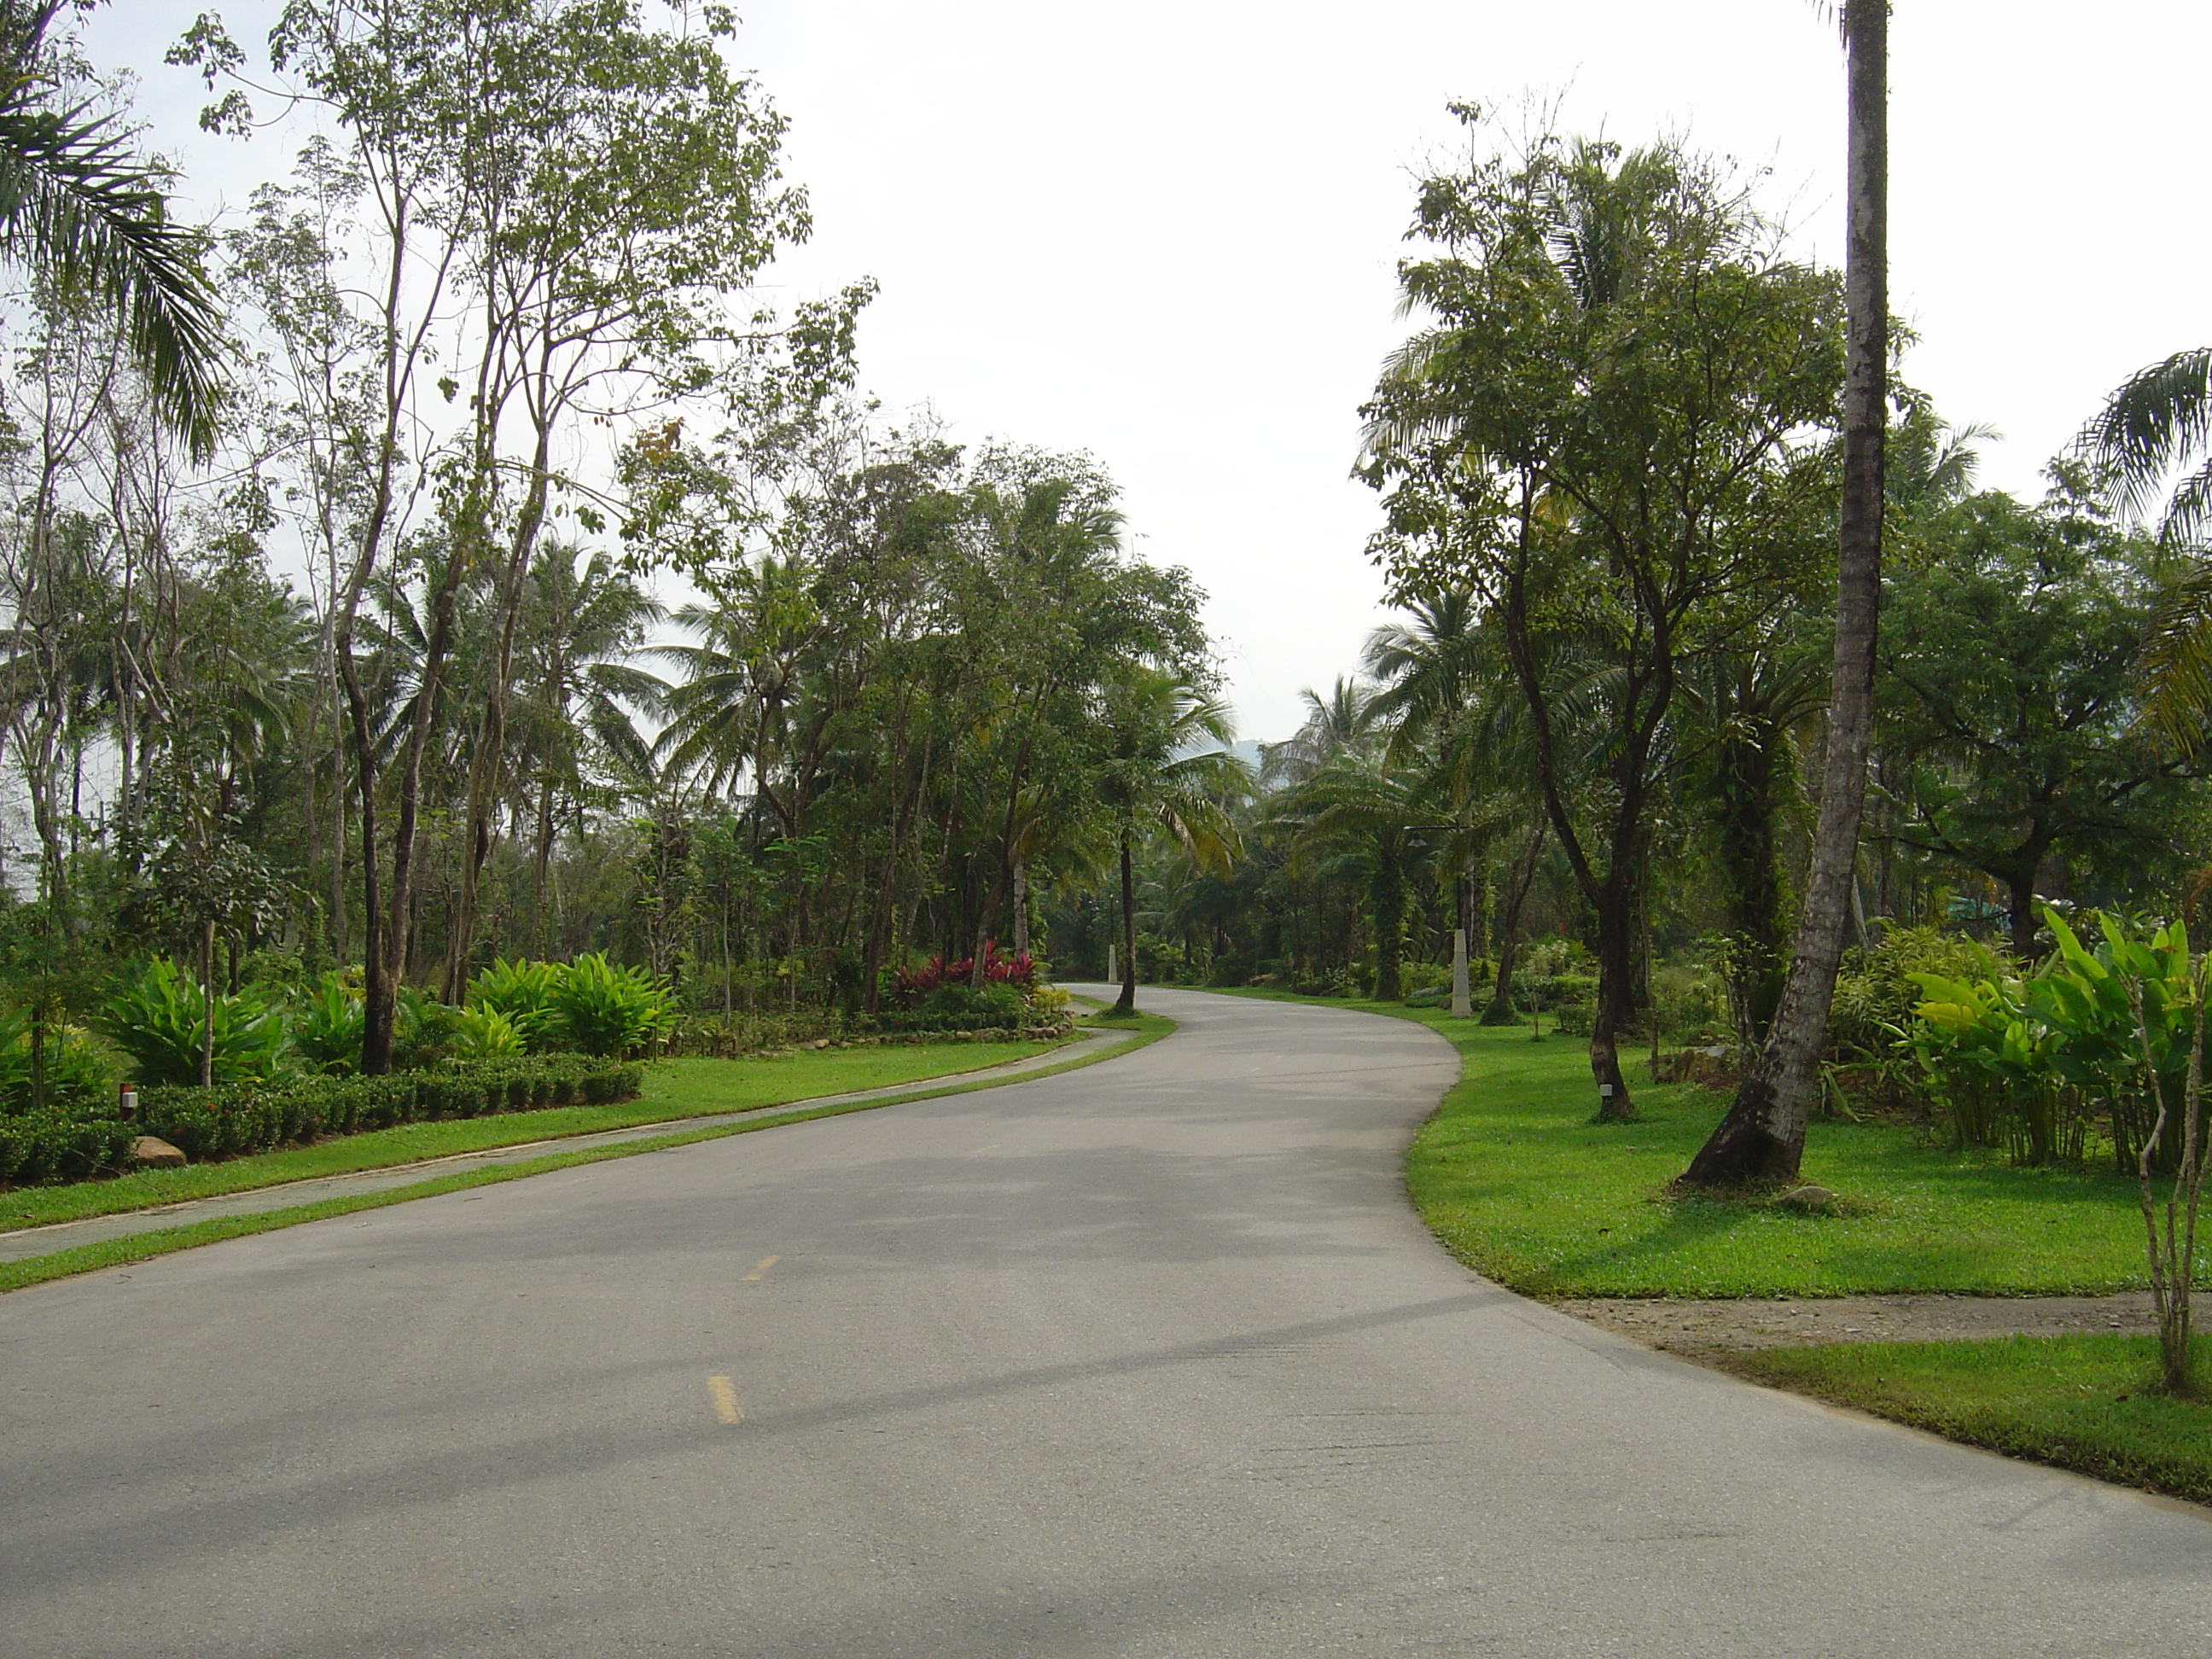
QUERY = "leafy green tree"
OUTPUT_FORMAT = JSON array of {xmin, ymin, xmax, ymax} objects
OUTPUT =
[
  {"xmin": 177, "ymin": 0, "xmax": 835, "ymax": 1068},
  {"xmin": 1679, "ymin": 628, "xmax": 1829, "ymax": 1039},
  {"xmin": 1873, "ymin": 483, "xmax": 2203, "ymax": 956},
  {"xmin": 1364, "ymin": 119, "xmax": 1843, "ymax": 1121}
]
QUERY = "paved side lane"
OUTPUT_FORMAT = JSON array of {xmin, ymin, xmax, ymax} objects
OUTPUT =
[
  {"xmin": 0, "ymin": 1025, "xmax": 1136, "ymax": 1265},
  {"xmin": 1, "ymin": 987, "xmax": 2205, "ymax": 1657}
]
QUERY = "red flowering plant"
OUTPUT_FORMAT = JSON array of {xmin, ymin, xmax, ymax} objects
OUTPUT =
[{"xmin": 888, "ymin": 942, "xmax": 1036, "ymax": 1005}]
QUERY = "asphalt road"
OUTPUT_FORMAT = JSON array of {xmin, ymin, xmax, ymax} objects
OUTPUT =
[{"xmin": 3, "ymin": 988, "xmax": 2207, "ymax": 1657}]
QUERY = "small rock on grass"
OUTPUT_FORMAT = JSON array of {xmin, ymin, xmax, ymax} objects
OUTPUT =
[{"xmin": 130, "ymin": 1135, "xmax": 187, "ymax": 1168}]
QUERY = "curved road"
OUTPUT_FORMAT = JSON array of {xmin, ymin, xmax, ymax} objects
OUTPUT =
[{"xmin": 3, "ymin": 989, "xmax": 2207, "ymax": 1656}]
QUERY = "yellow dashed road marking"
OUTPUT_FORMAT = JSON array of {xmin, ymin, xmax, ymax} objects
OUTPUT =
[
  {"xmin": 743, "ymin": 1254, "xmax": 779, "ymax": 1282},
  {"xmin": 707, "ymin": 1376, "xmax": 742, "ymax": 1424}
]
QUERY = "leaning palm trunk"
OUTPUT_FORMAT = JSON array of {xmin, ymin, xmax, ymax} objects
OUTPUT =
[
  {"xmin": 2127, "ymin": 971, "xmax": 2208, "ymax": 1397},
  {"xmin": 1685, "ymin": 0, "xmax": 1886, "ymax": 1185}
]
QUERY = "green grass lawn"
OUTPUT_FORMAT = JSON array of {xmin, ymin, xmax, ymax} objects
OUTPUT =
[
  {"xmin": 0, "ymin": 1039, "xmax": 1057, "ymax": 1234},
  {"xmin": 1202, "ymin": 985, "xmax": 2212, "ymax": 1497},
  {"xmin": 1206, "ymin": 985, "xmax": 2177, "ymax": 1297},
  {"xmin": 1407, "ymin": 1022, "xmax": 2169, "ymax": 1298},
  {"xmin": 1733, "ymin": 1335, "xmax": 2212, "ymax": 1504}
]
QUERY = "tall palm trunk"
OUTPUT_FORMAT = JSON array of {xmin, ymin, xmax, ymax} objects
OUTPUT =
[
  {"xmin": 1371, "ymin": 834, "xmax": 1405, "ymax": 1002},
  {"xmin": 1686, "ymin": 0, "xmax": 1886, "ymax": 1185},
  {"xmin": 1114, "ymin": 829, "xmax": 1138, "ymax": 1016}
]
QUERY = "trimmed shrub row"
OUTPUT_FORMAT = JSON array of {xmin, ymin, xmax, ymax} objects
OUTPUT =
[
  {"xmin": 0, "ymin": 1109, "xmax": 137, "ymax": 1186},
  {"xmin": 131, "ymin": 1055, "xmax": 645, "ymax": 1164}
]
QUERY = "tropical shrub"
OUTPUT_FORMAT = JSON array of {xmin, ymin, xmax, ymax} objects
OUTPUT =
[
  {"xmin": 101, "ymin": 958, "xmax": 288, "ymax": 1087},
  {"xmin": 129, "ymin": 1055, "xmax": 644, "ymax": 1165},
  {"xmin": 548, "ymin": 952, "xmax": 676, "ymax": 1057},
  {"xmin": 452, "ymin": 1004, "xmax": 525, "ymax": 1060},
  {"xmin": 876, "ymin": 982, "xmax": 1026, "ymax": 1033},
  {"xmin": 465, "ymin": 958, "xmax": 562, "ymax": 1048},
  {"xmin": 1905, "ymin": 910, "xmax": 2206, "ymax": 1170},
  {"xmin": 290, "ymin": 972, "xmax": 366, "ymax": 1075},
  {"xmin": 391, "ymin": 987, "xmax": 462, "ymax": 1070},
  {"xmin": 0, "ymin": 1008, "xmax": 120, "ymax": 1116},
  {"xmin": 1398, "ymin": 962, "xmax": 1452, "ymax": 1006},
  {"xmin": 1829, "ymin": 925, "xmax": 2000, "ymax": 1062}
]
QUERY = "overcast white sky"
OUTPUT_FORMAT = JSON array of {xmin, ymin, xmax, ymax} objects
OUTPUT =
[{"xmin": 86, "ymin": 2, "xmax": 2212, "ymax": 742}]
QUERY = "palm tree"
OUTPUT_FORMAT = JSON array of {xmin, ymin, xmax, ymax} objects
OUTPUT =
[
  {"xmin": 1274, "ymin": 745, "xmax": 1435, "ymax": 1004},
  {"xmin": 0, "ymin": 3, "xmax": 224, "ymax": 455},
  {"xmin": 1261, "ymin": 678, "xmax": 1385, "ymax": 788},
  {"xmin": 1686, "ymin": 0, "xmax": 1887, "ymax": 1185},
  {"xmin": 2080, "ymin": 346, "xmax": 2212, "ymax": 751},
  {"xmin": 1094, "ymin": 669, "xmax": 1246, "ymax": 1015},
  {"xmin": 1365, "ymin": 588, "xmax": 1522, "ymax": 1016},
  {"xmin": 510, "ymin": 544, "xmax": 667, "ymax": 958}
]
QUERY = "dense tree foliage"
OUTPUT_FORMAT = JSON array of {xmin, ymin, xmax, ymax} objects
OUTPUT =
[{"xmin": 0, "ymin": 7, "xmax": 1223, "ymax": 1070}]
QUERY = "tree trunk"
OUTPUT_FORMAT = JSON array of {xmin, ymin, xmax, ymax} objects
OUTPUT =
[
  {"xmin": 1113, "ymin": 830, "xmax": 1138, "ymax": 1016},
  {"xmin": 1685, "ymin": 0, "xmax": 1885, "ymax": 1187},
  {"xmin": 1371, "ymin": 835, "xmax": 1405, "ymax": 1002},
  {"xmin": 533, "ymin": 776, "xmax": 558, "ymax": 957},
  {"xmin": 199, "ymin": 917, "xmax": 217, "ymax": 1091},
  {"xmin": 1482, "ymin": 823, "xmax": 1545, "ymax": 1024},
  {"xmin": 2005, "ymin": 854, "xmax": 2046, "ymax": 959},
  {"xmin": 1012, "ymin": 859, "xmax": 1030, "ymax": 957},
  {"xmin": 1715, "ymin": 725, "xmax": 1790, "ymax": 1041},
  {"xmin": 1589, "ymin": 882, "xmax": 1639, "ymax": 1122},
  {"xmin": 448, "ymin": 446, "xmax": 555, "ymax": 998}
]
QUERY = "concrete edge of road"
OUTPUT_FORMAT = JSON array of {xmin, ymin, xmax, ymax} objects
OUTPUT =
[{"xmin": 0, "ymin": 1012, "xmax": 1177, "ymax": 1297}]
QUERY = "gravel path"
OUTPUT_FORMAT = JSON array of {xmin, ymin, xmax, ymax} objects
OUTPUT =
[{"xmin": 1559, "ymin": 1291, "xmax": 2161, "ymax": 1355}]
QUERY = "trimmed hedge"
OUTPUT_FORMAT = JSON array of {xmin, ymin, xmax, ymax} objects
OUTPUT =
[
  {"xmin": 127, "ymin": 1055, "xmax": 645, "ymax": 1165},
  {"xmin": 0, "ymin": 1109, "xmax": 137, "ymax": 1185}
]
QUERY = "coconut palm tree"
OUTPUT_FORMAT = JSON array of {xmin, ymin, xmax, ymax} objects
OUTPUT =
[
  {"xmin": 2080, "ymin": 347, "xmax": 2212, "ymax": 751},
  {"xmin": 509, "ymin": 544, "xmax": 667, "ymax": 956},
  {"xmin": 1260, "ymin": 677, "xmax": 1385, "ymax": 789},
  {"xmin": 1094, "ymin": 669, "xmax": 1246, "ymax": 1015},
  {"xmin": 1272, "ymin": 744, "xmax": 1437, "ymax": 1004},
  {"xmin": 1685, "ymin": 0, "xmax": 1888, "ymax": 1185},
  {"xmin": 0, "ymin": 3, "xmax": 224, "ymax": 455}
]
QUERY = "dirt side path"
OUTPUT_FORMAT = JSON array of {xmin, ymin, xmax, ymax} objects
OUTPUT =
[{"xmin": 1557, "ymin": 1291, "xmax": 2157, "ymax": 1358}]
